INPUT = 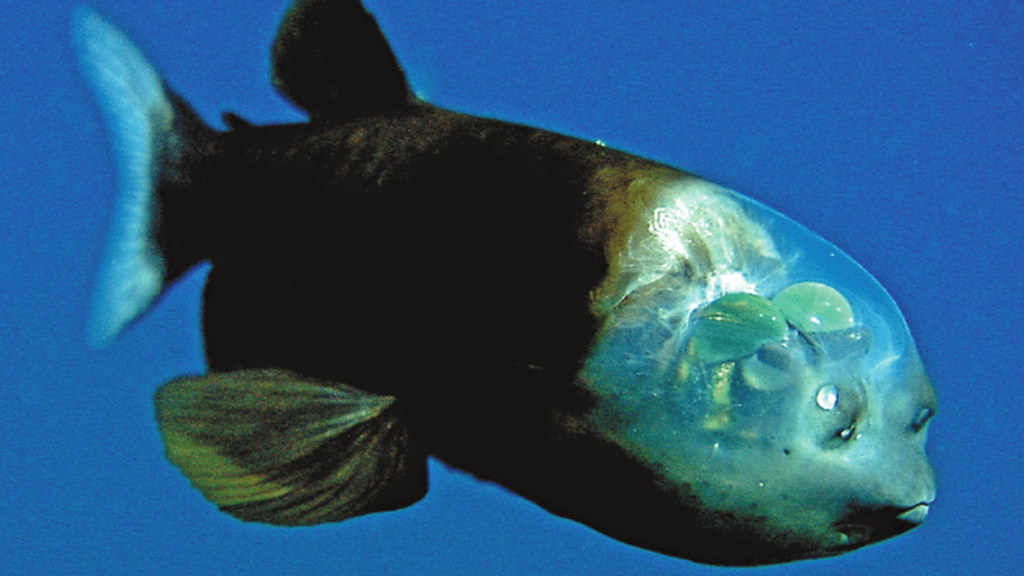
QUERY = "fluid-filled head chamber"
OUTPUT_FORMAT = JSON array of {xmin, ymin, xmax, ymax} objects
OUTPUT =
[{"xmin": 578, "ymin": 175, "xmax": 937, "ymax": 565}]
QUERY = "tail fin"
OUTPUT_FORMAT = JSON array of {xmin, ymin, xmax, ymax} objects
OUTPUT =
[{"xmin": 74, "ymin": 8, "xmax": 209, "ymax": 347}]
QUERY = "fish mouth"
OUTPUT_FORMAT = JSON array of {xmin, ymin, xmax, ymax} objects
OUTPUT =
[
  {"xmin": 896, "ymin": 502, "xmax": 930, "ymax": 524},
  {"xmin": 834, "ymin": 501, "xmax": 932, "ymax": 546}
]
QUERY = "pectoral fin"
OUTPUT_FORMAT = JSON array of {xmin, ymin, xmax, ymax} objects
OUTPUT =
[{"xmin": 155, "ymin": 370, "xmax": 426, "ymax": 526}]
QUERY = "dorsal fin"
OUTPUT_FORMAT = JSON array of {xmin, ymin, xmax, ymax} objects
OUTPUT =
[{"xmin": 272, "ymin": 0, "xmax": 413, "ymax": 121}]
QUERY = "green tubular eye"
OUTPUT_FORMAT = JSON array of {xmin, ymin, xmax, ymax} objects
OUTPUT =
[
  {"xmin": 690, "ymin": 293, "xmax": 788, "ymax": 364},
  {"xmin": 772, "ymin": 282, "xmax": 854, "ymax": 334}
]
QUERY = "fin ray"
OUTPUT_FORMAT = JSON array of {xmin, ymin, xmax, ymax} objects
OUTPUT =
[
  {"xmin": 155, "ymin": 370, "xmax": 427, "ymax": 526},
  {"xmin": 75, "ymin": 9, "xmax": 214, "ymax": 347},
  {"xmin": 74, "ymin": 8, "xmax": 170, "ymax": 347}
]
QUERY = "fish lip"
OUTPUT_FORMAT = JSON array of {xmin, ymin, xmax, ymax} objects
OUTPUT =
[
  {"xmin": 834, "ymin": 501, "xmax": 932, "ymax": 546},
  {"xmin": 896, "ymin": 502, "xmax": 930, "ymax": 524}
]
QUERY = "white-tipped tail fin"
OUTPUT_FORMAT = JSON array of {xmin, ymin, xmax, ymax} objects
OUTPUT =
[{"xmin": 74, "ymin": 8, "xmax": 170, "ymax": 347}]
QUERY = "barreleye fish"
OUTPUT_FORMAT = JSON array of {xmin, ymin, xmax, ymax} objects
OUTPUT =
[{"xmin": 74, "ymin": 0, "xmax": 938, "ymax": 566}]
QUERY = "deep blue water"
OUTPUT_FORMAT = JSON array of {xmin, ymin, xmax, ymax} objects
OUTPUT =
[{"xmin": 3, "ymin": 0, "xmax": 1021, "ymax": 574}]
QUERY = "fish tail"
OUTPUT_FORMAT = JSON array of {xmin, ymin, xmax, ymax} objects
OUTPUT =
[{"xmin": 74, "ymin": 8, "xmax": 213, "ymax": 347}]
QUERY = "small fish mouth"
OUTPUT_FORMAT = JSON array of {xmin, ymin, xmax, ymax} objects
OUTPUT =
[
  {"xmin": 896, "ymin": 502, "xmax": 930, "ymax": 524},
  {"xmin": 835, "ymin": 501, "xmax": 932, "ymax": 546}
]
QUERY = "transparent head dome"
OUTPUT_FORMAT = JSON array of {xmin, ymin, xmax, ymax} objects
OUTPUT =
[
  {"xmin": 578, "ymin": 175, "xmax": 936, "ymax": 564},
  {"xmin": 583, "ymin": 176, "xmax": 919, "ymax": 414}
]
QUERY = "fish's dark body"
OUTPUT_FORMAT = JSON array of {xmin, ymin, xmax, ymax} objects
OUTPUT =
[{"xmin": 167, "ymin": 110, "xmax": 611, "ymax": 390}]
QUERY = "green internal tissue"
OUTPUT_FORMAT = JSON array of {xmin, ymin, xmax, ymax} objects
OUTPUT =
[
  {"xmin": 689, "ymin": 293, "xmax": 788, "ymax": 364},
  {"xmin": 772, "ymin": 282, "xmax": 854, "ymax": 335},
  {"xmin": 683, "ymin": 283, "xmax": 857, "ymax": 431}
]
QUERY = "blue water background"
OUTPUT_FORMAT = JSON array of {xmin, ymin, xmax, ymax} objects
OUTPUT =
[{"xmin": 3, "ymin": 0, "xmax": 1021, "ymax": 574}]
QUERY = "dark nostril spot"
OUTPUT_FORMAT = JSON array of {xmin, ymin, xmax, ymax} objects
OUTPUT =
[{"xmin": 911, "ymin": 407, "xmax": 934, "ymax": 432}]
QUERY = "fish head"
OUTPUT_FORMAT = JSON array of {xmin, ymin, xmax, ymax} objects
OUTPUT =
[{"xmin": 578, "ymin": 177, "xmax": 937, "ymax": 565}]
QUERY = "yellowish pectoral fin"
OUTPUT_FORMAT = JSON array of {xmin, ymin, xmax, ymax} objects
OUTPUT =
[{"xmin": 154, "ymin": 369, "xmax": 426, "ymax": 526}]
